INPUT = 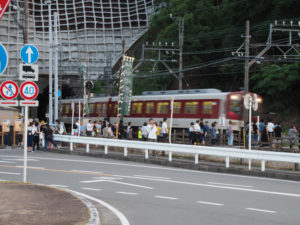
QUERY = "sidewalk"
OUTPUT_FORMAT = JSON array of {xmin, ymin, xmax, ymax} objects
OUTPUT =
[{"xmin": 0, "ymin": 182, "xmax": 90, "ymax": 225}]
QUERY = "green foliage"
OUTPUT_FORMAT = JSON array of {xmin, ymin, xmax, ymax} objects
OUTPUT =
[{"xmin": 251, "ymin": 62, "xmax": 300, "ymax": 113}]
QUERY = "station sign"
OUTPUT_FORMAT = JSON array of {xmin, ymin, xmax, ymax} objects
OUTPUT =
[
  {"xmin": 0, "ymin": 80, "xmax": 19, "ymax": 100},
  {"xmin": 20, "ymin": 81, "xmax": 39, "ymax": 100}
]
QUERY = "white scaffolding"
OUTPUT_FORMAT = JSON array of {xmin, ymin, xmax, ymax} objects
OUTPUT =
[{"xmin": 0, "ymin": 0, "xmax": 154, "ymax": 80}]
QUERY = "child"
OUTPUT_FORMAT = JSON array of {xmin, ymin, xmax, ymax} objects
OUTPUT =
[{"xmin": 138, "ymin": 127, "xmax": 142, "ymax": 141}]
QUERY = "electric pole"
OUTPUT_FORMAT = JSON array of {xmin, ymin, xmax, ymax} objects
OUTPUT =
[
  {"xmin": 53, "ymin": 12, "xmax": 58, "ymax": 121},
  {"xmin": 178, "ymin": 18, "xmax": 184, "ymax": 90},
  {"xmin": 243, "ymin": 20, "xmax": 250, "ymax": 128},
  {"xmin": 24, "ymin": 0, "xmax": 29, "ymax": 44}
]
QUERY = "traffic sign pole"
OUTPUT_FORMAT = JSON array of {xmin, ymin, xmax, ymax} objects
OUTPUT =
[{"xmin": 23, "ymin": 106, "xmax": 28, "ymax": 183}]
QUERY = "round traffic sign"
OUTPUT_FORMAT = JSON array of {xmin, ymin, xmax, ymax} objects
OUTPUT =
[
  {"xmin": 0, "ymin": 80, "xmax": 19, "ymax": 100},
  {"xmin": 20, "ymin": 81, "xmax": 39, "ymax": 100},
  {"xmin": 20, "ymin": 45, "xmax": 39, "ymax": 64},
  {"xmin": 0, "ymin": 43, "xmax": 8, "ymax": 75}
]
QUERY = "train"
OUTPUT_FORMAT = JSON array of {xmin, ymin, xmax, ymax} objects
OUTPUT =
[{"xmin": 60, "ymin": 89, "xmax": 263, "ymax": 131}]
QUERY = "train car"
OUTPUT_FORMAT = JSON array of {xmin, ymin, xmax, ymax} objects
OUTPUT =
[{"xmin": 60, "ymin": 89, "xmax": 263, "ymax": 131}]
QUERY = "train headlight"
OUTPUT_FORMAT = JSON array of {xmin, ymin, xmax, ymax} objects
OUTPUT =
[
  {"xmin": 230, "ymin": 95, "xmax": 239, "ymax": 100},
  {"xmin": 257, "ymin": 98, "xmax": 262, "ymax": 103}
]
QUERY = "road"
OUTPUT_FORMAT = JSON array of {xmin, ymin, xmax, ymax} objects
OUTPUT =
[{"xmin": 0, "ymin": 149, "xmax": 300, "ymax": 225}]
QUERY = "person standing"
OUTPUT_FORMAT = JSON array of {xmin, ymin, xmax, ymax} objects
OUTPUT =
[
  {"xmin": 274, "ymin": 122, "xmax": 282, "ymax": 150},
  {"xmin": 194, "ymin": 120, "xmax": 201, "ymax": 145},
  {"xmin": 32, "ymin": 121, "xmax": 40, "ymax": 151},
  {"xmin": 211, "ymin": 122, "xmax": 217, "ymax": 146},
  {"xmin": 204, "ymin": 121, "xmax": 210, "ymax": 145},
  {"xmin": 188, "ymin": 122, "xmax": 196, "ymax": 145},
  {"xmin": 267, "ymin": 120, "xmax": 275, "ymax": 138},
  {"xmin": 27, "ymin": 122, "xmax": 34, "ymax": 152},
  {"xmin": 43, "ymin": 124, "xmax": 58, "ymax": 151},
  {"xmin": 86, "ymin": 120, "xmax": 93, "ymax": 137},
  {"xmin": 261, "ymin": 122, "xmax": 269, "ymax": 147},
  {"xmin": 252, "ymin": 120, "xmax": 258, "ymax": 146},
  {"xmin": 146, "ymin": 118, "xmax": 154, "ymax": 139},
  {"xmin": 288, "ymin": 126, "xmax": 298, "ymax": 150},
  {"xmin": 138, "ymin": 127, "xmax": 142, "ymax": 141},
  {"xmin": 199, "ymin": 119, "xmax": 205, "ymax": 145},
  {"xmin": 126, "ymin": 122, "xmax": 132, "ymax": 139},
  {"xmin": 141, "ymin": 122, "xmax": 148, "ymax": 141},
  {"xmin": 147, "ymin": 120, "xmax": 157, "ymax": 156},
  {"xmin": 162, "ymin": 118, "xmax": 168, "ymax": 143},
  {"xmin": 227, "ymin": 120, "xmax": 233, "ymax": 146}
]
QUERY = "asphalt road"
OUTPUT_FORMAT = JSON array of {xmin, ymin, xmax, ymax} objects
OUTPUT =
[{"xmin": 0, "ymin": 149, "xmax": 300, "ymax": 225}]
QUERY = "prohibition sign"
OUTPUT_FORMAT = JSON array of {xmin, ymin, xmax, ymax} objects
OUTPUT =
[
  {"xmin": 0, "ymin": 80, "xmax": 19, "ymax": 100},
  {"xmin": 20, "ymin": 81, "xmax": 39, "ymax": 100}
]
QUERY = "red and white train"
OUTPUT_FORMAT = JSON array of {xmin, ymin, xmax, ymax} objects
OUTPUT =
[{"xmin": 60, "ymin": 89, "xmax": 263, "ymax": 131}]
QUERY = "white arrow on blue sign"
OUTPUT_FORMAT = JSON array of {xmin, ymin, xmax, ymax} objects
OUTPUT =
[
  {"xmin": 0, "ymin": 43, "xmax": 8, "ymax": 75},
  {"xmin": 20, "ymin": 45, "xmax": 39, "ymax": 64}
]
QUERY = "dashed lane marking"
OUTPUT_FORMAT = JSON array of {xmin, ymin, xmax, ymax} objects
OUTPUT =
[
  {"xmin": 49, "ymin": 184, "xmax": 69, "ymax": 188},
  {"xmin": 154, "ymin": 195, "xmax": 178, "ymax": 200},
  {"xmin": 208, "ymin": 182, "xmax": 253, "ymax": 188},
  {"xmin": 72, "ymin": 170, "xmax": 104, "ymax": 174},
  {"xmin": 0, "ymin": 161, "xmax": 14, "ymax": 163},
  {"xmin": 133, "ymin": 175, "xmax": 171, "ymax": 180},
  {"xmin": 82, "ymin": 187, "xmax": 102, "ymax": 191},
  {"xmin": 197, "ymin": 201, "xmax": 224, "ymax": 206},
  {"xmin": 246, "ymin": 208, "xmax": 277, "ymax": 214},
  {"xmin": 107, "ymin": 180, "xmax": 154, "ymax": 190},
  {"xmin": 0, "ymin": 171, "xmax": 20, "ymax": 175},
  {"xmin": 116, "ymin": 191, "xmax": 138, "ymax": 196}
]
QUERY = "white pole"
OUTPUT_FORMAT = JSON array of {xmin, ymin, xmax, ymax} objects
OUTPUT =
[
  {"xmin": 169, "ymin": 97, "xmax": 174, "ymax": 144},
  {"xmin": 53, "ymin": 12, "xmax": 58, "ymax": 121},
  {"xmin": 78, "ymin": 101, "xmax": 81, "ymax": 136},
  {"xmin": 70, "ymin": 102, "xmax": 74, "ymax": 151},
  {"xmin": 48, "ymin": 3, "xmax": 53, "ymax": 125},
  {"xmin": 23, "ymin": 106, "xmax": 28, "ymax": 183},
  {"xmin": 248, "ymin": 96, "xmax": 252, "ymax": 170}
]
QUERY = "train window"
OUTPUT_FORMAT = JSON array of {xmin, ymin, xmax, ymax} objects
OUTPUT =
[
  {"xmin": 157, "ymin": 102, "xmax": 169, "ymax": 114},
  {"xmin": 96, "ymin": 104, "xmax": 101, "ymax": 114},
  {"xmin": 202, "ymin": 101, "xmax": 213, "ymax": 114},
  {"xmin": 108, "ymin": 103, "xmax": 112, "ymax": 113},
  {"xmin": 75, "ymin": 104, "xmax": 79, "ymax": 113},
  {"xmin": 132, "ymin": 102, "xmax": 143, "ymax": 114},
  {"xmin": 146, "ymin": 102, "xmax": 154, "ymax": 114},
  {"xmin": 89, "ymin": 103, "xmax": 95, "ymax": 113},
  {"xmin": 230, "ymin": 100, "xmax": 241, "ymax": 114},
  {"xmin": 174, "ymin": 102, "xmax": 181, "ymax": 114},
  {"xmin": 114, "ymin": 104, "xmax": 118, "ymax": 115},
  {"xmin": 65, "ymin": 105, "xmax": 70, "ymax": 114},
  {"xmin": 184, "ymin": 102, "xmax": 199, "ymax": 114},
  {"xmin": 102, "ymin": 104, "xmax": 107, "ymax": 114}
]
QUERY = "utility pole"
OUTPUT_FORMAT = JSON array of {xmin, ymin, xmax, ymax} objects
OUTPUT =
[
  {"xmin": 243, "ymin": 20, "xmax": 250, "ymax": 129},
  {"xmin": 24, "ymin": 0, "xmax": 29, "ymax": 44},
  {"xmin": 53, "ymin": 12, "xmax": 58, "ymax": 121},
  {"xmin": 46, "ymin": 0, "xmax": 53, "ymax": 125},
  {"xmin": 178, "ymin": 18, "xmax": 184, "ymax": 90}
]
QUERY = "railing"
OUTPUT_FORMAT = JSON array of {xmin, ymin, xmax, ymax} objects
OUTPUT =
[{"xmin": 53, "ymin": 134, "xmax": 300, "ymax": 172}]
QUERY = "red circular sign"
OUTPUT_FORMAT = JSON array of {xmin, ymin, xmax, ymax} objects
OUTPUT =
[
  {"xmin": 20, "ymin": 81, "xmax": 39, "ymax": 100},
  {"xmin": 0, "ymin": 80, "xmax": 19, "ymax": 100}
]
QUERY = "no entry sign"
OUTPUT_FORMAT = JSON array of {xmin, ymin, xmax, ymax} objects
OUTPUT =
[
  {"xmin": 0, "ymin": 0, "xmax": 12, "ymax": 20},
  {"xmin": 0, "ymin": 80, "xmax": 19, "ymax": 100},
  {"xmin": 20, "ymin": 81, "xmax": 39, "ymax": 100}
]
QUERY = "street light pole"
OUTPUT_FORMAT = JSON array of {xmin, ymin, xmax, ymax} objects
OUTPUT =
[{"xmin": 53, "ymin": 12, "xmax": 58, "ymax": 121}]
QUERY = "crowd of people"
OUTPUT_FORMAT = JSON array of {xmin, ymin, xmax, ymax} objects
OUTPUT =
[{"xmin": 22, "ymin": 119, "xmax": 64, "ymax": 152}]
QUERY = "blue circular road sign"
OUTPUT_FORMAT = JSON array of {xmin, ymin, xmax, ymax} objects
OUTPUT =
[
  {"xmin": 20, "ymin": 45, "xmax": 39, "ymax": 64},
  {"xmin": 58, "ymin": 90, "xmax": 61, "ymax": 98},
  {"xmin": 0, "ymin": 43, "xmax": 8, "ymax": 75}
]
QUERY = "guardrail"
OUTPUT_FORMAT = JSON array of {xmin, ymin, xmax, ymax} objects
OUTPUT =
[{"xmin": 53, "ymin": 134, "xmax": 300, "ymax": 172}]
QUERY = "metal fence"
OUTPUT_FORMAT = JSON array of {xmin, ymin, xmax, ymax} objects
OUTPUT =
[{"xmin": 54, "ymin": 134, "xmax": 300, "ymax": 172}]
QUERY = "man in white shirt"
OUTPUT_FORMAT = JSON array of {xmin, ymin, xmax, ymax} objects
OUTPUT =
[
  {"xmin": 147, "ymin": 121, "xmax": 157, "ymax": 156},
  {"xmin": 86, "ymin": 120, "xmax": 93, "ymax": 137},
  {"xmin": 194, "ymin": 120, "xmax": 201, "ymax": 144},
  {"xmin": 162, "ymin": 118, "xmax": 168, "ymax": 142},
  {"xmin": 267, "ymin": 120, "xmax": 275, "ymax": 137},
  {"xmin": 146, "ymin": 118, "xmax": 154, "ymax": 139}
]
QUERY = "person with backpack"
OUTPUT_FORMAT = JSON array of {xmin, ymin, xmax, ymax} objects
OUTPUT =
[{"xmin": 227, "ymin": 120, "xmax": 233, "ymax": 146}]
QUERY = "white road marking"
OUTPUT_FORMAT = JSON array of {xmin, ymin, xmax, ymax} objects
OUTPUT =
[
  {"xmin": 66, "ymin": 189, "xmax": 130, "ymax": 225},
  {"xmin": 81, "ymin": 179, "xmax": 107, "ymax": 183},
  {"xmin": 72, "ymin": 170, "xmax": 103, "ymax": 173},
  {"xmin": 113, "ymin": 175, "xmax": 300, "ymax": 198},
  {"xmin": 155, "ymin": 195, "xmax": 178, "ymax": 200},
  {"xmin": 208, "ymin": 182, "xmax": 253, "ymax": 188},
  {"xmin": 108, "ymin": 180, "xmax": 154, "ymax": 190},
  {"xmin": 49, "ymin": 184, "xmax": 69, "ymax": 188},
  {"xmin": 117, "ymin": 191, "xmax": 138, "ymax": 195},
  {"xmin": 0, "ymin": 179, "xmax": 7, "ymax": 181},
  {"xmin": 2, "ymin": 158, "xmax": 39, "ymax": 162},
  {"xmin": 197, "ymin": 201, "xmax": 224, "ymax": 206},
  {"xmin": 134, "ymin": 175, "xmax": 171, "ymax": 180},
  {"xmin": 0, "ymin": 171, "xmax": 20, "ymax": 175},
  {"xmin": 2, "ymin": 155, "xmax": 300, "ymax": 185},
  {"xmin": 246, "ymin": 208, "xmax": 277, "ymax": 214},
  {"xmin": 0, "ymin": 161, "xmax": 14, "ymax": 163},
  {"xmin": 28, "ymin": 167, "xmax": 45, "ymax": 169},
  {"xmin": 82, "ymin": 187, "xmax": 102, "ymax": 191}
]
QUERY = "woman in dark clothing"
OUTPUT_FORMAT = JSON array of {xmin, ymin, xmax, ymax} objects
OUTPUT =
[
  {"xmin": 32, "ymin": 122, "xmax": 40, "ymax": 151},
  {"xmin": 27, "ymin": 122, "xmax": 34, "ymax": 152},
  {"xmin": 261, "ymin": 122, "xmax": 269, "ymax": 147},
  {"xmin": 43, "ymin": 124, "xmax": 58, "ymax": 151}
]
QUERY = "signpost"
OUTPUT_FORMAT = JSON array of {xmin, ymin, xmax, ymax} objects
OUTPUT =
[
  {"xmin": 0, "ymin": 0, "xmax": 12, "ymax": 20},
  {"xmin": 0, "ymin": 43, "xmax": 8, "ymax": 75},
  {"xmin": 20, "ymin": 45, "xmax": 39, "ymax": 64}
]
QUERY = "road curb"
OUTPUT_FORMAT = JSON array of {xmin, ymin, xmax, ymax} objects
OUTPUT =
[{"xmin": 52, "ymin": 148, "xmax": 300, "ymax": 181}]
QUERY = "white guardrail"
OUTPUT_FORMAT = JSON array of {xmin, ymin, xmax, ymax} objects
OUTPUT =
[{"xmin": 53, "ymin": 134, "xmax": 300, "ymax": 172}]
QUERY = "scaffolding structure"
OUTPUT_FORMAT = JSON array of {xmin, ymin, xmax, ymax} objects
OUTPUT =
[{"xmin": 0, "ymin": 0, "xmax": 154, "ymax": 80}]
